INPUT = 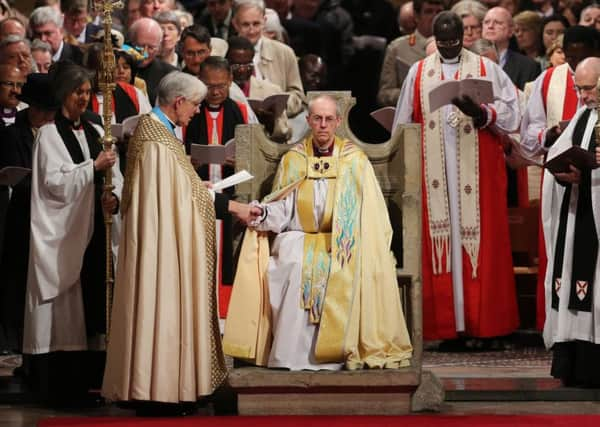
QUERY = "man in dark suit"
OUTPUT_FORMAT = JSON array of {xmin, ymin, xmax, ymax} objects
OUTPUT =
[
  {"xmin": 29, "ymin": 5, "xmax": 84, "ymax": 65},
  {"xmin": 63, "ymin": 0, "xmax": 102, "ymax": 45},
  {"xmin": 195, "ymin": 0, "xmax": 237, "ymax": 39},
  {"xmin": 0, "ymin": 73, "xmax": 59, "ymax": 356},
  {"xmin": 128, "ymin": 17, "xmax": 177, "ymax": 104},
  {"xmin": 482, "ymin": 6, "xmax": 540, "ymax": 90}
]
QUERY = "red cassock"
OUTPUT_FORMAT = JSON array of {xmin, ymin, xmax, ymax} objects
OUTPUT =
[{"xmin": 412, "ymin": 59, "xmax": 520, "ymax": 340}]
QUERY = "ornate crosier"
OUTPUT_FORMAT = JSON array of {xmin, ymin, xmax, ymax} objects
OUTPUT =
[{"xmin": 93, "ymin": 0, "xmax": 123, "ymax": 342}]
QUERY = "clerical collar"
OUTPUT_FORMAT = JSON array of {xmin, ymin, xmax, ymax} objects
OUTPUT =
[
  {"xmin": 206, "ymin": 104, "xmax": 222, "ymax": 112},
  {"xmin": 0, "ymin": 108, "xmax": 16, "ymax": 119},
  {"xmin": 440, "ymin": 55, "xmax": 460, "ymax": 64},
  {"xmin": 57, "ymin": 112, "xmax": 83, "ymax": 130},
  {"xmin": 152, "ymin": 106, "xmax": 176, "ymax": 135},
  {"xmin": 313, "ymin": 141, "xmax": 334, "ymax": 157}
]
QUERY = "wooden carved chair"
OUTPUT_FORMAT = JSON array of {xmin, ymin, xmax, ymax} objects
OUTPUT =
[{"xmin": 229, "ymin": 91, "xmax": 424, "ymax": 415}]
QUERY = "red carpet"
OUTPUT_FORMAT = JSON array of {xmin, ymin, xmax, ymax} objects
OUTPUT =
[{"xmin": 38, "ymin": 415, "xmax": 600, "ymax": 427}]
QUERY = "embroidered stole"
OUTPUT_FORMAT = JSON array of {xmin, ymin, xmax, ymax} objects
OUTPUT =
[
  {"xmin": 421, "ymin": 49, "xmax": 481, "ymax": 277},
  {"xmin": 545, "ymin": 63, "xmax": 577, "ymax": 128}
]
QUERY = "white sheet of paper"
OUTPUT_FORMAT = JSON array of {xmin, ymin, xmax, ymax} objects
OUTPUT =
[
  {"xmin": 429, "ymin": 78, "xmax": 494, "ymax": 113},
  {"xmin": 212, "ymin": 169, "xmax": 253, "ymax": 192},
  {"xmin": 0, "ymin": 166, "xmax": 31, "ymax": 186},
  {"xmin": 370, "ymin": 106, "xmax": 396, "ymax": 132},
  {"xmin": 111, "ymin": 114, "xmax": 141, "ymax": 139},
  {"xmin": 190, "ymin": 139, "xmax": 235, "ymax": 164}
]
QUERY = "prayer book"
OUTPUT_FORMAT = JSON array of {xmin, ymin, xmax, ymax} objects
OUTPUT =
[
  {"xmin": 0, "ymin": 166, "xmax": 31, "ymax": 186},
  {"xmin": 212, "ymin": 170, "xmax": 253, "ymax": 192},
  {"xmin": 370, "ymin": 106, "xmax": 396, "ymax": 133},
  {"xmin": 428, "ymin": 78, "xmax": 494, "ymax": 113},
  {"xmin": 248, "ymin": 94, "xmax": 289, "ymax": 118},
  {"xmin": 111, "ymin": 114, "xmax": 141, "ymax": 140},
  {"xmin": 544, "ymin": 146, "xmax": 597, "ymax": 174},
  {"xmin": 190, "ymin": 138, "xmax": 235, "ymax": 165}
]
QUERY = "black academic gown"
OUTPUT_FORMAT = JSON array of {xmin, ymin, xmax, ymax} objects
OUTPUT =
[
  {"xmin": 0, "ymin": 109, "xmax": 34, "ymax": 353},
  {"xmin": 28, "ymin": 112, "xmax": 108, "ymax": 406},
  {"xmin": 136, "ymin": 59, "xmax": 177, "ymax": 105},
  {"xmin": 184, "ymin": 98, "xmax": 246, "ymax": 287}
]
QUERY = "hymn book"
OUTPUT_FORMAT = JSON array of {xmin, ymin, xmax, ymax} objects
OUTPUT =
[
  {"xmin": 190, "ymin": 139, "xmax": 235, "ymax": 165},
  {"xmin": 544, "ymin": 146, "xmax": 597, "ymax": 174},
  {"xmin": 370, "ymin": 106, "xmax": 396, "ymax": 133},
  {"xmin": 248, "ymin": 94, "xmax": 289, "ymax": 118},
  {"xmin": 428, "ymin": 78, "xmax": 494, "ymax": 113},
  {"xmin": 111, "ymin": 114, "xmax": 141, "ymax": 140}
]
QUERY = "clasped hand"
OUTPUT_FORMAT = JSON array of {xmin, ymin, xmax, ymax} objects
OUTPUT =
[
  {"xmin": 451, "ymin": 95, "xmax": 485, "ymax": 124},
  {"xmin": 554, "ymin": 164, "xmax": 581, "ymax": 184}
]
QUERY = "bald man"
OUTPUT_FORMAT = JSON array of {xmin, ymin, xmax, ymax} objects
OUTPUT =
[
  {"xmin": 128, "ymin": 17, "xmax": 177, "ymax": 103},
  {"xmin": 542, "ymin": 56, "xmax": 600, "ymax": 387}
]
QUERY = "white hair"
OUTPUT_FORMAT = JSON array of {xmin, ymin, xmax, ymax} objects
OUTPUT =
[
  {"xmin": 29, "ymin": 6, "xmax": 63, "ymax": 28},
  {"xmin": 31, "ymin": 38, "xmax": 52, "ymax": 53},
  {"xmin": 157, "ymin": 71, "xmax": 207, "ymax": 106},
  {"xmin": 233, "ymin": 0, "xmax": 266, "ymax": 16},
  {"xmin": 0, "ymin": 34, "xmax": 29, "ymax": 49}
]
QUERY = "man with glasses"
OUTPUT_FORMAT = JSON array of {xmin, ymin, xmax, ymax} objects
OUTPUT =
[
  {"xmin": 378, "ymin": 0, "xmax": 445, "ymax": 107},
  {"xmin": 482, "ymin": 6, "xmax": 540, "ymax": 91},
  {"xmin": 0, "ymin": 35, "xmax": 32, "ymax": 77},
  {"xmin": 393, "ymin": 11, "xmax": 520, "ymax": 347},
  {"xmin": 223, "ymin": 94, "xmax": 413, "ymax": 371},
  {"xmin": 541, "ymin": 57, "xmax": 600, "ymax": 387},
  {"xmin": 29, "ymin": 6, "xmax": 83, "ymax": 65},
  {"xmin": 62, "ymin": 0, "xmax": 101, "ymax": 45},
  {"xmin": 0, "ymin": 65, "xmax": 25, "ymax": 127},
  {"xmin": 226, "ymin": 35, "xmax": 290, "ymax": 141},
  {"xmin": 520, "ymin": 25, "xmax": 600, "ymax": 333},
  {"xmin": 184, "ymin": 57, "xmax": 248, "ymax": 323},
  {"xmin": 128, "ymin": 17, "xmax": 177, "ymax": 104}
]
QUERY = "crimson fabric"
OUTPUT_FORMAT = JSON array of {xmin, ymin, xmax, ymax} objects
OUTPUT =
[
  {"xmin": 38, "ymin": 415, "xmax": 600, "ymax": 427},
  {"xmin": 536, "ymin": 66, "xmax": 579, "ymax": 331},
  {"xmin": 412, "ymin": 58, "xmax": 519, "ymax": 340}
]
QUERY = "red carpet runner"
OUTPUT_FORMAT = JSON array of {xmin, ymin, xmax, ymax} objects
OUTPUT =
[{"xmin": 39, "ymin": 415, "xmax": 600, "ymax": 427}]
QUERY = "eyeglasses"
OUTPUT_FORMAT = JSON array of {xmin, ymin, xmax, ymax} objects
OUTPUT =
[
  {"xmin": 205, "ymin": 83, "xmax": 229, "ymax": 91},
  {"xmin": 0, "ymin": 80, "xmax": 25, "ymax": 90},
  {"xmin": 436, "ymin": 39, "xmax": 461, "ymax": 48},
  {"xmin": 183, "ymin": 48, "xmax": 210, "ymax": 58},
  {"xmin": 309, "ymin": 115, "xmax": 337, "ymax": 125},
  {"xmin": 575, "ymin": 84, "xmax": 597, "ymax": 94},
  {"xmin": 230, "ymin": 62, "xmax": 254, "ymax": 71},
  {"xmin": 134, "ymin": 44, "xmax": 159, "ymax": 54}
]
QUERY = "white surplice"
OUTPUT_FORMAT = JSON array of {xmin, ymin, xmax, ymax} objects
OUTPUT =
[
  {"xmin": 542, "ymin": 106, "xmax": 600, "ymax": 349},
  {"xmin": 23, "ymin": 123, "xmax": 123, "ymax": 354},
  {"xmin": 520, "ymin": 66, "xmax": 580, "ymax": 160},
  {"xmin": 392, "ymin": 55, "xmax": 520, "ymax": 332},
  {"xmin": 255, "ymin": 180, "xmax": 343, "ymax": 370}
]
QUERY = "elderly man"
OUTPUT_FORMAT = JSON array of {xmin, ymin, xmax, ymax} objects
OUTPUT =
[
  {"xmin": 0, "ymin": 17, "xmax": 26, "ymax": 38},
  {"xmin": 128, "ymin": 17, "xmax": 177, "ymax": 103},
  {"xmin": 0, "ymin": 36, "xmax": 32, "ymax": 76},
  {"xmin": 378, "ymin": 0, "xmax": 445, "ymax": 107},
  {"xmin": 233, "ymin": 0, "xmax": 304, "ymax": 117},
  {"xmin": 102, "ymin": 71, "xmax": 260, "ymax": 411},
  {"xmin": 393, "ymin": 11, "xmax": 520, "ymax": 344},
  {"xmin": 0, "ymin": 65, "xmax": 25, "ymax": 126},
  {"xmin": 482, "ymin": 6, "xmax": 540, "ymax": 90},
  {"xmin": 542, "ymin": 57, "xmax": 600, "ymax": 387},
  {"xmin": 399, "ymin": 1, "xmax": 417, "ymax": 34},
  {"xmin": 29, "ymin": 6, "xmax": 83, "ymax": 64},
  {"xmin": 223, "ymin": 95, "xmax": 413, "ymax": 370},
  {"xmin": 520, "ymin": 26, "xmax": 600, "ymax": 331},
  {"xmin": 31, "ymin": 39, "xmax": 52, "ymax": 74}
]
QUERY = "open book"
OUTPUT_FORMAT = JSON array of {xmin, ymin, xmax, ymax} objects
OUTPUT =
[
  {"xmin": 248, "ymin": 94, "xmax": 289, "ymax": 118},
  {"xmin": 0, "ymin": 166, "xmax": 31, "ymax": 187},
  {"xmin": 544, "ymin": 146, "xmax": 597, "ymax": 174},
  {"xmin": 111, "ymin": 115, "xmax": 141, "ymax": 140},
  {"xmin": 429, "ymin": 78, "xmax": 494, "ymax": 113},
  {"xmin": 190, "ymin": 139, "xmax": 235, "ymax": 165},
  {"xmin": 370, "ymin": 106, "xmax": 396, "ymax": 133}
]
